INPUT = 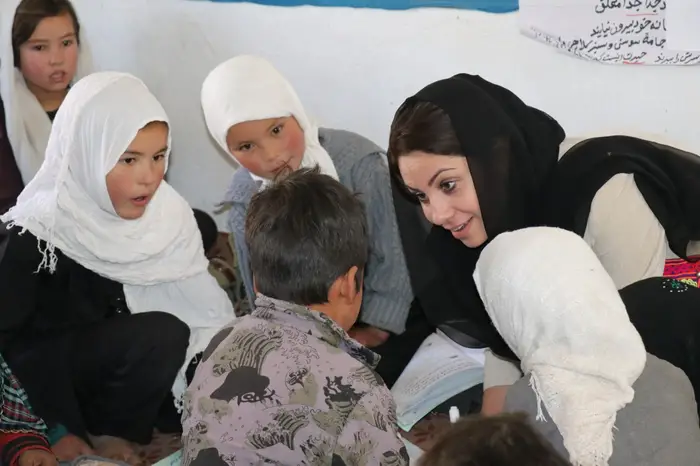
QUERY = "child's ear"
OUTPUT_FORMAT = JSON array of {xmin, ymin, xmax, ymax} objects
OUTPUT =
[
  {"xmin": 327, "ymin": 266, "xmax": 360, "ymax": 304},
  {"xmin": 253, "ymin": 276, "xmax": 258, "ymax": 294}
]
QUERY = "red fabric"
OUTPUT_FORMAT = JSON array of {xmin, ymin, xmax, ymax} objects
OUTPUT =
[
  {"xmin": 0, "ymin": 431, "xmax": 52, "ymax": 466},
  {"xmin": 664, "ymin": 255, "xmax": 700, "ymax": 288}
]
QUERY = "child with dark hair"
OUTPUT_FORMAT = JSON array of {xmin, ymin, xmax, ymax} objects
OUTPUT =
[
  {"xmin": 2, "ymin": 0, "xmax": 92, "ymax": 187},
  {"xmin": 418, "ymin": 413, "xmax": 570, "ymax": 466},
  {"xmin": 182, "ymin": 167, "xmax": 408, "ymax": 466}
]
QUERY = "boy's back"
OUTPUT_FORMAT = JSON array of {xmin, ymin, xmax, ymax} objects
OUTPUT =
[
  {"xmin": 181, "ymin": 167, "xmax": 408, "ymax": 466},
  {"xmin": 182, "ymin": 296, "xmax": 407, "ymax": 465}
]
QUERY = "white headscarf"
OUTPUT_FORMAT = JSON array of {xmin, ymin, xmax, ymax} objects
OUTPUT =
[
  {"xmin": 0, "ymin": 0, "xmax": 93, "ymax": 184},
  {"xmin": 200, "ymin": 55, "xmax": 338, "ymax": 188},
  {"xmin": 1, "ymin": 71, "xmax": 235, "ymax": 408},
  {"xmin": 473, "ymin": 227, "xmax": 646, "ymax": 466}
]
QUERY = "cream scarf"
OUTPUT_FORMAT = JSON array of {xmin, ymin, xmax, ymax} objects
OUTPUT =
[{"xmin": 473, "ymin": 227, "xmax": 646, "ymax": 466}]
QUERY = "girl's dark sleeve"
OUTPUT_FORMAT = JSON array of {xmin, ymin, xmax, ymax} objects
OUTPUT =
[
  {"xmin": 0, "ymin": 230, "xmax": 42, "ymax": 352},
  {"xmin": 0, "ymin": 96, "xmax": 24, "ymax": 214}
]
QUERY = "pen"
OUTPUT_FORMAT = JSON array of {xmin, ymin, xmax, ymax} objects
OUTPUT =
[{"xmin": 449, "ymin": 406, "xmax": 460, "ymax": 424}]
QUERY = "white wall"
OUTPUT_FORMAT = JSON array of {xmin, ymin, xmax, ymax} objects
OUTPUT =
[{"xmin": 73, "ymin": 0, "xmax": 700, "ymax": 228}]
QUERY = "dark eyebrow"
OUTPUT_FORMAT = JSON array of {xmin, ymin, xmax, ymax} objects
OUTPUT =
[
  {"xmin": 266, "ymin": 118, "xmax": 285, "ymax": 132},
  {"xmin": 26, "ymin": 32, "xmax": 76, "ymax": 44},
  {"xmin": 427, "ymin": 168, "xmax": 455, "ymax": 187},
  {"xmin": 123, "ymin": 146, "xmax": 168, "ymax": 156}
]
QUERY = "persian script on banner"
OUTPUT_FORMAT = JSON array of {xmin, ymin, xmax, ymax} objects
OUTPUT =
[{"xmin": 519, "ymin": 0, "xmax": 700, "ymax": 65}]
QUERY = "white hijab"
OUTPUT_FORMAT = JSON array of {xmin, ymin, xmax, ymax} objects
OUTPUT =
[
  {"xmin": 1, "ymin": 71, "xmax": 234, "ymax": 408},
  {"xmin": 473, "ymin": 227, "xmax": 646, "ymax": 466},
  {"xmin": 0, "ymin": 0, "xmax": 93, "ymax": 185},
  {"xmin": 200, "ymin": 55, "xmax": 338, "ymax": 188}
]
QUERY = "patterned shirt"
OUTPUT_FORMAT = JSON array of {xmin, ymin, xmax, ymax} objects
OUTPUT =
[
  {"xmin": 182, "ymin": 295, "xmax": 408, "ymax": 466},
  {"xmin": 0, "ymin": 353, "xmax": 51, "ymax": 466}
]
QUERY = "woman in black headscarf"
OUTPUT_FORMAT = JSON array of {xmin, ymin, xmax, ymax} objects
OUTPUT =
[{"xmin": 380, "ymin": 73, "xmax": 700, "ymax": 415}]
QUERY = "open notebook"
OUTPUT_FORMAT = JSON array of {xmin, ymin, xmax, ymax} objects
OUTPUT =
[{"xmin": 391, "ymin": 331, "xmax": 485, "ymax": 432}]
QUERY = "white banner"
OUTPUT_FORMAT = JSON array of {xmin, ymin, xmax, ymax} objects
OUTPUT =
[{"xmin": 519, "ymin": 0, "xmax": 700, "ymax": 65}]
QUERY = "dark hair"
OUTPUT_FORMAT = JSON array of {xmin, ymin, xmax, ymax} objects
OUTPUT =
[
  {"xmin": 12, "ymin": 0, "xmax": 81, "ymax": 67},
  {"xmin": 192, "ymin": 208, "xmax": 218, "ymax": 253},
  {"xmin": 418, "ymin": 413, "xmax": 570, "ymax": 466},
  {"xmin": 387, "ymin": 99, "xmax": 462, "ymax": 190},
  {"xmin": 245, "ymin": 166, "xmax": 368, "ymax": 305}
]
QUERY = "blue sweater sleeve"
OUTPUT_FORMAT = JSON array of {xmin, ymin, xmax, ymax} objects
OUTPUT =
[{"xmin": 351, "ymin": 152, "xmax": 412, "ymax": 334}]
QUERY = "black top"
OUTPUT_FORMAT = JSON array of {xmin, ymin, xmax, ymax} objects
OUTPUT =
[
  {"xmin": 0, "ymin": 228, "xmax": 128, "ymax": 360},
  {"xmin": 0, "ymin": 96, "xmax": 24, "ymax": 214}
]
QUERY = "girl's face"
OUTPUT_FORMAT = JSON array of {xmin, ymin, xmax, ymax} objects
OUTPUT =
[
  {"xmin": 399, "ymin": 152, "xmax": 488, "ymax": 248},
  {"xmin": 106, "ymin": 122, "xmax": 168, "ymax": 220},
  {"xmin": 18, "ymin": 13, "xmax": 78, "ymax": 101},
  {"xmin": 225, "ymin": 116, "xmax": 305, "ymax": 179}
]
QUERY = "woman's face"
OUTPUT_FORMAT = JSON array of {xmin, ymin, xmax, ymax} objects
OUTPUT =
[
  {"xmin": 18, "ymin": 13, "xmax": 79, "ymax": 101},
  {"xmin": 225, "ymin": 116, "xmax": 305, "ymax": 179},
  {"xmin": 106, "ymin": 122, "xmax": 168, "ymax": 220},
  {"xmin": 399, "ymin": 152, "xmax": 487, "ymax": 248}
]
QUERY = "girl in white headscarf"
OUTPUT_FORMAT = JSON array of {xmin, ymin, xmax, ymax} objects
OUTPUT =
[
  {"xmin": 473, "ymin": 227, "xmax": 700, "ymax": 466},
  {"xmin": 201, "ymin": 55, "xmax": 413, "ymax": 363},
  {"xmin": 0, "ymin": 71, "xmax": 234, "ymax": 464},
  {"xmin": 0, "ymin": 0, "xmax": 92, "ymax": 187}
]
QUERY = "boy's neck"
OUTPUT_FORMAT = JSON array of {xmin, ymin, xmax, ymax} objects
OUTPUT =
[{"xmin": 309, "ymin": 303, "xmax": 352, "ymax": 332}]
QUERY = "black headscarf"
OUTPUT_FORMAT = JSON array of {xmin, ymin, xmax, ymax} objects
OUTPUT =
[{"xmin": 392, "ymin": 74, "xmax": 565, "ymax": 359}]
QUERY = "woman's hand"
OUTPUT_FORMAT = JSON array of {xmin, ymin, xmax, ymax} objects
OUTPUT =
[
  {"xmin": 18, "ymin": 449, "xmax": 58, "ymax": 466},
  {"xmin": 349, "ymin": 325, "xmax": 390, "ymax": 347},
  {"xmin": 481, "ymin": 385, "xmax": 509, "ymax": 416},
  {"xmin": 51, "ymin": 434, "xmax": 94, "ymax": 462}
]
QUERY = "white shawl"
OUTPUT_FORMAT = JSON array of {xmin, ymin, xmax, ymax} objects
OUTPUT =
[
  {"xmin": 473, "ymin": 227, "xmax": 646, "ymax": 466},
  {"xmin": 0, "ymin": 0, "xmax": 93, "ymax": 185},
  {"xmin": 1, "ymin": 71, "xmax": 235, "ymax": 408},
  {"xmin": 200, "ymin": 55, "xmax": 338, "ymax": 188}
]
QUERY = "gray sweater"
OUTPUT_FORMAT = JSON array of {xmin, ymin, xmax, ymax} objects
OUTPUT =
[
  {"xmin": 504, "ymin": 354, "xmax": 700, "ymax": 466},
  {"xmin": 224, "ymin": 128, "xmax": 413, "ymax": 333}
]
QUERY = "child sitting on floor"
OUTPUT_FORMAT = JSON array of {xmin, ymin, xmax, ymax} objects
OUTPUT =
[
  {"xmin": 418, "ymin": 413, "xmax": 569, "ymax": 466},
  {"xmin": 182, "ymin": 167, "xmax": 408, "ymax": 466}
]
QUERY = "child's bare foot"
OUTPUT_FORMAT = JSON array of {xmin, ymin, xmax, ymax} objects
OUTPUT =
[{"xmin": 88, "ymin": 434, "xmax": 143, "ymax": 466}]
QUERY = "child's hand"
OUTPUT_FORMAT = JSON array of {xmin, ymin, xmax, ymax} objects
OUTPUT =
[
  {"xmin": 349, "ymin": 326, "xmax": 390, "ymax": 347},
  {"xmin": 51, "ymin": 434, "xmax": 94, "ymax": 461},
  {"xmin": 18, "ymin": 449, "xmax": 58, "ymax": 466}
]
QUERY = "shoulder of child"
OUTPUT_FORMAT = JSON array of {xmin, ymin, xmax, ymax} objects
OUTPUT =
[
  {"xmin": 637, "ymin": 353, "xmax": 696, "ymax": 406},
  {"xmin": 226, "ymin": 168, "xmax": 258, "ymax": 206},
  {"xmin": 320, "ymin": 128, "xmax": 385, "ymax": 163}
]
